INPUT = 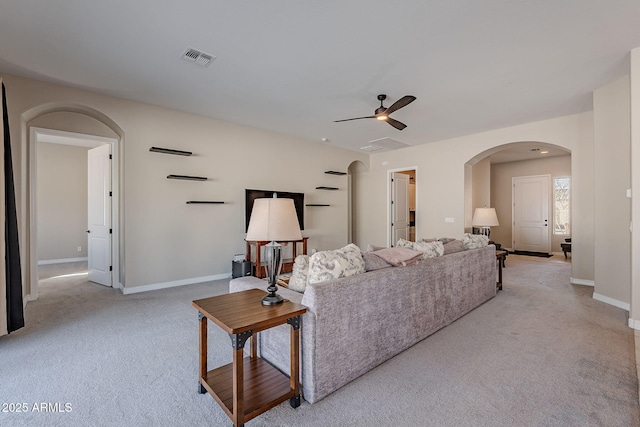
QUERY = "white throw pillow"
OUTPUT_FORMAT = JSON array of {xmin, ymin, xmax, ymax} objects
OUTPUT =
[
  {"xmin": 307, "ymin": 243, "xmax": 365, "ymax": 285},
  {"xmin": 462, "ymin": 233, "xmax": 489, "ymax": 249},
  {"xmin": 397, "ymin": 238, "xmax": 443, "ymax": 259},
  {"xmin": 413, "ymin": 240, "xmax": 444, "ymax": 259},
  {"xmin": 287, "ymin": 255, "xmax": 309, "ymax": 293}
]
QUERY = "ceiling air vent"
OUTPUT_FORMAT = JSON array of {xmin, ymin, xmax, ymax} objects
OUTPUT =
[
  {"xmin": 369, "ymin": 137, "xmax": 409, "ymax": 150},
  {"xmin": 181, "ymin": 47, "xmax": 216, "ymax": 67},
  {"xmin": 360, "ymin": 145, "xmax": 384, "ymax": 152}
]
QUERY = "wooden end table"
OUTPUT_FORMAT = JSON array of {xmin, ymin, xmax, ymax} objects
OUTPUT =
[{"xmin": 193, "ymin": 289, "xmax": 307, "ymax": 427}]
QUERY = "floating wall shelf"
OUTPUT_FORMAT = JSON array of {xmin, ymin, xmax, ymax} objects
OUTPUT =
[
  {"xmin": 316, "ymin": 186, "xmax": 339, "ymax": 191},
  {"xmin": 150, "ymin": 146, "xmax": 193, "ymax": 156},
  {"xmin": 186, "ymin": 201, "xmax": 225, "ymax": 204},
  {"xmin": 324, "ymin": 170, "xmax": 347, "ymax": 176},
  {"xmin": 306, "ymin": 204, "xmax": 330, "ymax": 207},
  {"xmin": 167, "ymin": 174, "xmax": 207, "ymax": 181}
]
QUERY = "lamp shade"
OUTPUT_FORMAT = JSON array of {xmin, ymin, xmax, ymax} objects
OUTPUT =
[
  {"xmin": 246, "ymin": 197, "xmax": 302, "ymax": 241},
  {"xmin": 472, "ymin": 208, "xmax": 500, "ymax": 227}
]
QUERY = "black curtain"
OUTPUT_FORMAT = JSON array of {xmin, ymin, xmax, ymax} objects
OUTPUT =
[{"xmin": 3, "ymin": 82, "xmax": 24, "ymax": 333}]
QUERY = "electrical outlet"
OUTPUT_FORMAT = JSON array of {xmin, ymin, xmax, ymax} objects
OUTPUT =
[{"xmin": 77, "ymin": 246, "xmax": 82, "ymax": 252}]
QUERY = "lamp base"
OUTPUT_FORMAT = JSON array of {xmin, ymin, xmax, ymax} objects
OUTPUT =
[
  {"xmin": 262, "ymin": 242, "xmax": 285, "ymax": 305},
  {"xmin": 262, "ymin": 292, "xmax": 284, "ymax": 305}
]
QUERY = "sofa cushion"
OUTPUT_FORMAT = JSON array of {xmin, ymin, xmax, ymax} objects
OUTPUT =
[
  {"xmin": 371, "ymin": 247, "xmax": 423, "ymax": 267},
  {"xmin": 288, "ymin": 255, "xmax": 309, "ymax": 292},
  {"xmin": 463, "ymin": 233, "xmax": 489, "ymax": 249},
  {"xmin": 307, "ymin": 243, "xmax": 365, "ymax": 284},
  {"xmin": 438, "ymin": 237, "xmax": 457, "ymax": 244},
  {"xmin": 363, "ymin": 252, "xmax": 392, "ymax": 271},
  {"xmin": 443, "ymin": 240, "xmax": 464, "ymax": 255}
]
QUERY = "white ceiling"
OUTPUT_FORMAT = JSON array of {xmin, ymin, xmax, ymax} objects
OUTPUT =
[{"xmin": 1, "ymin": 1, "xmax": 639, "ymax": 154}]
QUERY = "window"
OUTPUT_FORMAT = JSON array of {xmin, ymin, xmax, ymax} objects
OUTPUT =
[{"xmin": 553, "ymin": 177, "xmax": 570, "ymax": 235}]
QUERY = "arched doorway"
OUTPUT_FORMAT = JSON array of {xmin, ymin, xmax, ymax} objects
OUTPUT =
[
  {"xmin": 21, "ymin": 104, "xmax": 124, "ymax": 300},
  {"xmin": 464, "ymin": 141, "xmax": 571, "ymax": 254}
]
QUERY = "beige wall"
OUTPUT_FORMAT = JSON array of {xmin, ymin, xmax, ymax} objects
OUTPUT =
[
  {"xmin": 1, "ymin": 73, "xmax": 367, "ymax": 293},
  {"xmin": 593, "ymin": 76, "xmax": 632, "ymax": 307},
  {"xmin": 352, "ymin": 112, "xmax": 595, "ymax": 285},
  {"xmin": 490, "ymin": 155, "xmax": 571, "ymax": 252},
  {"xmin": 36, "ymin": 142, "xmax": 89, "ymax": 261},
  {"xmin": 471, "ymin": 156, "xmax": 491, "ymax": 231},
  {"xmin": 631, "ymin": 48, "xmax": 640, "ymax": 325}
]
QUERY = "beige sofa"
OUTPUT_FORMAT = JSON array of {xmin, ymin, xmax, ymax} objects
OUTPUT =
[{"xmin": 229, "ymin": 244, "xmax": 496, "ymax": 403}]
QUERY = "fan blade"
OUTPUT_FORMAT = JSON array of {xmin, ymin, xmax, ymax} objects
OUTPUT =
[
  {"xmin": 386, "ymin": 117, "xmax": 407, "ymax": 130},
  {"xmin": 383, "ymin": 95, "xmax": 416, "ymax": 116},
  {"xmin": 334, "ymin": 115, "xmax": 376, "ymax": 122}
]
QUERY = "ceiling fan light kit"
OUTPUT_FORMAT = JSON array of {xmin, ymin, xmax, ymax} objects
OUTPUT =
[{"xmin": 335, "ymin": 94, "xmax": 416, "ymax": 130}]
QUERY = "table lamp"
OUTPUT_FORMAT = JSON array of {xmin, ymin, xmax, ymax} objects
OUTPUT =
[
  {"xmin": 472, "ymin": 207, "xmax": 499, "ymax": 237},
  {"xmin": 246, "ymin": 194, "xmax": 302, "ymax": 305}
]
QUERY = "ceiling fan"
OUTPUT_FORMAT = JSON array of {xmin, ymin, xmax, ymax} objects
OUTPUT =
[{"xmin": 334, "ymin": 94, "xmax": 417, "ymax": 130}]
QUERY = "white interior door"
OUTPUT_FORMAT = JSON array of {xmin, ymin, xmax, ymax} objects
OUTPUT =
[
  {"xmin": 391, "ymin": 172, "xmax": 410, "ymax": 246},
  {"xmin": 87, "ymin": 144, "xmax": 112, "ymax": 286},
  {"xmin": 512, "ymin": 175, "xmax": 550, "ymax": 253}
]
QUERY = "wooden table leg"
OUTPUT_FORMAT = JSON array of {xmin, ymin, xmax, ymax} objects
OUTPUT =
[
  {"xmin": 497, "ymin": 256, "xmax": 503, "ymax": 291},
  {"xmin": 198, "ymin": 313, "xmax": 207, "ymax": 394},
  {"xmin": 288, "ymin": 316, "xmax": 301, "ymax": 408},
  {"xmin": 250, "ymin": 333, "xmax": 258, "ymax": 359},
  {"xmin": 232, "ymin": 346, "xmax": 245, "ymax": 427}
]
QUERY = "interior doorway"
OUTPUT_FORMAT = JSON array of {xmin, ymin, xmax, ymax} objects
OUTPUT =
[
  {"xmin": 29, "ymin": 127, "xmax": 119, "ymax": 300},
  {"xmin": 388, "ymin": 168, "xmax": 417, "ymax": 246},
  {"xmin": 512, "ymin": 174, "xmax": 551, "ymax": 253}
]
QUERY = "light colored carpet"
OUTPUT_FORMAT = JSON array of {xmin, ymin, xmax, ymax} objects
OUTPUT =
[{"xmin": 0, "ymin": 256, "xmax": 638, "ymax": 426}]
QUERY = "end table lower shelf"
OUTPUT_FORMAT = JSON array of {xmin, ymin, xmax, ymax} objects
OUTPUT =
[{"xmin": 201, "ymin": 357, "xmax": 295, "ymax": 421}]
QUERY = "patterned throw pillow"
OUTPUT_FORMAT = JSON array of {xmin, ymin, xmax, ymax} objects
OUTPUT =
[
  {"xmin": 413, "ymin": 240, "xmax": 444, "ymax": 259},
  {"xmin": 397, "ymin": 238, "xmax": 444, "ymax": 259},
  {"xmin": 307, "ymin": 243, "xmax": 365, "ymax": 285},
  {"xmin": 396, "ymin": 238, "xmax": 414, "ymax": 249},
  {"xmin": 462, "ymin": 233, "xmax": 489, "ymax": 250},
  {"xmin": 287, "ymin": 255, "xmax": 309, "ymax": 292}
]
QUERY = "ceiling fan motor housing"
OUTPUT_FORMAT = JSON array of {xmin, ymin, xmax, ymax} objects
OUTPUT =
[{"xmin": 376, "ymin": 94, "xmax": 387, "ymax": 115}]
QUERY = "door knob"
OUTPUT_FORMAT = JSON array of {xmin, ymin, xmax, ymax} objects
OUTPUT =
[{"xmin": 86, "ymin": 230, "xmax": 91, "ymax": 233}]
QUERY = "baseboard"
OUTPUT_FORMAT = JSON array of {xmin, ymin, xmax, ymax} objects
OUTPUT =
[
  {"xmin": 628, "ymin": 318, "xmax": 640, "ymax": 330},
  {"xmin": 593, "ymin": 292, "xmax": 630, "ymax": 311},
  {"xmin": 38, "ymin": 257, "xmax": 88, "ymax": 265},
  {"xmin": 121, "ymin": 273, "xmax": 231, "ymax": 295},
  {"xmin": 570, "ymin": 277, "xmax": 594, "ymax": 287}
]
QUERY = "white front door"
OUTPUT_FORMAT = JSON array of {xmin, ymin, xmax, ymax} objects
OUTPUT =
[
  {"xmin": 391, "ymin": 172, "xmax": 410, "ymax": 246},
  {"xmin": 512, "ymin": 175, "xmax": 550, "ymax": 253},
  {"xmin": 87, "ymin": 144, "xmax": 112, "ymax": 286}
]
